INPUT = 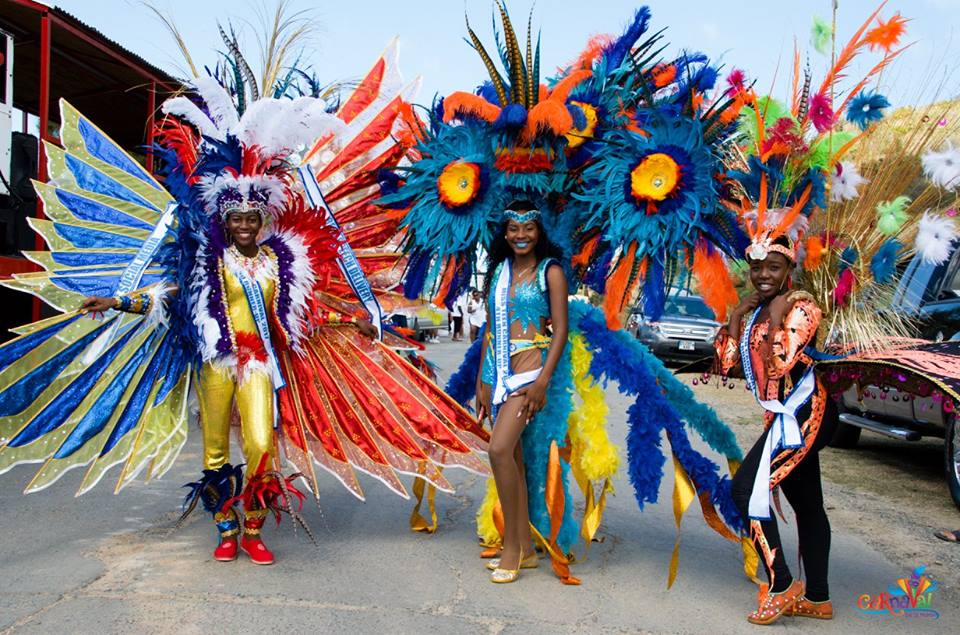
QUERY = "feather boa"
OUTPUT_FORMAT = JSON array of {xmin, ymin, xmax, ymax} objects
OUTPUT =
[
  {"xmin": 568, "ymin": 334, "xmax": 619, "ymax": 481},
  {"xmin": 476, "ymin": 478, "xmax": 501, "ymax": 546},
  {"xmin": 569, "ymin": 300, "xmax": 742, "ymax": 531},
  {"xmin": 521, "ymin": 344, "xmax": 579, "ymax": 551}
]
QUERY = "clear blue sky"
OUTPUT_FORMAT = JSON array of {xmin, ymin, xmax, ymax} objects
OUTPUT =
[{"xmin": 46, "ymin": 1, "xmax": 960, "ymax": 107}]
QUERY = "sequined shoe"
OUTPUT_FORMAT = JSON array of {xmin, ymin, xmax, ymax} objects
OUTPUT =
[
  {"xmin": 747, "ymin": 580, "xmax": 803, "ymax": 625},
  {"xmin": 490, "ymin": 568, "xmax": 520, "ymax": 584},
  {"xmin": 240, "ymin": 511, "xmax": 275, "ymax": 566},
  {"xmin": 788, "ymin": 596, "xmax": 833, "ymax": 620},
  {"xmin": 486, "ymin": 551, "xmax": 539, "ymax": 571}
]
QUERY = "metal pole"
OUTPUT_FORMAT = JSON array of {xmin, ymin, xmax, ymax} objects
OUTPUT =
[
  {"xmin": 145, "ymin": 81, "xmax": 155, "ymax": 173},
  {"xmin": 32, "ymin": 10, "xmax": 50, "ymax": 321}
]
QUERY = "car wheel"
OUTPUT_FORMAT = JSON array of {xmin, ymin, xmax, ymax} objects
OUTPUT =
[
  {"xmin": 828, "ymin": 401, "xmax": 862, "ymax": 449},
  {"xmin": 945, "ymin": 414, "xmax": 960, "ymax": 511}
]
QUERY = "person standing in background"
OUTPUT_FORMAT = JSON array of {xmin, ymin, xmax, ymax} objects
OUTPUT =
[
  {"xmin": 468, "ymin": 288, "xmax": 487, "ymax": 342},
  {"xmin": 452, "ymin": 291, "xmax": 467, "ymax": 341}
]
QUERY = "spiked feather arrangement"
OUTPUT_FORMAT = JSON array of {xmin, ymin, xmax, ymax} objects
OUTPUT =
[{"xmin": 726, "ymin": 3, "xmax": 960, "ymax": 351}]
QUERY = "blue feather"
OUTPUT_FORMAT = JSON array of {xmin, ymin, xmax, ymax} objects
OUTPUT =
[
  {"xmin": 870, "ymin": 239, "xmax": 901, "ymax": 284},
  {"xmin": 443, "ymin": 326, "xmax": 485, "ymax": 407},
  {"xmin": 603, "ymin": 7, "xmax": 652, "ymax": 72},
  {"xmin": 642, "ymin": 257, "xmax": 666, "ymax": 320},
  {"xmin": 402, "ymin": 251, "xmax": 432, "ymax": 300},
  {"xmin": 494, "ymin": 103, "xmax": 528, "ymax": 131}
]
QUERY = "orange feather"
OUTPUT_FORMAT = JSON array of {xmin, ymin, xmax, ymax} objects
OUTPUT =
[
  {"xmin": 525, "ymin": 100, "xmax": 574, "ymax": 138},
  {"xmin": 818, "ymin": 1, "xmax": 888, "ymax": 96},
  {"xmin": 547, "ymin": 69, "xmax": 593, "ymax": 104},
  {"xmin": 442, "ymin": 92, "xmax": 501, "ymax": 124},
  {"xmin": 603, "ymin": 243, "xmax": 638, "ymax": 329},
  {"xmin": 692, "ymin": 244, "xmax": 737, "ymax": 322}
]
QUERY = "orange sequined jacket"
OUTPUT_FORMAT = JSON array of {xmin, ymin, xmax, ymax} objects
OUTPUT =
[{"xmin": 715, "ymin": 292, "xmax": 824, "ymax": 428}]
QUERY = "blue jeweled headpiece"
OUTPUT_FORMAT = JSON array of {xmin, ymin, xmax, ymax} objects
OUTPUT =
[{"xmin": 503, "ymin": 208, "xmax": 541, "ymax": 224}]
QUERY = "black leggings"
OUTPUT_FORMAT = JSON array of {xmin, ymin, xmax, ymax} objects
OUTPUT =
[{"xmin": 731, "ymin": 402, "xmax": 836, "ymax": 602}]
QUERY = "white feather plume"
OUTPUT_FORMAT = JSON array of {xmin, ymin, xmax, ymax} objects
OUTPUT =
[
  {"xmin": 915, "ymin": 211, "xmax": 957, "ymax": 264},
  {"xmin": 830, "ymin": 161, "xmax": 868, "ymax": 202},
  {"xmin": 191, "ymin": 76, "xmax": 240, "ymax": 131},
  {"xmin": 161, "ymin": 96, "xmax": 222, "ymax": 140},
  {"xmin": 235, "ymin": 97, "xmax": 345, "ymax": 155},
  {"xmin": 196, "ymin": 173, "xmax": 287, "ymax": 216},
  {"xmin": 922, "ymin": 141, "xmax": 960, "ymax": 190}
]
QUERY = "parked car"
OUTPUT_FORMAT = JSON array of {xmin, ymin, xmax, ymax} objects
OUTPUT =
[
  {"xmin": 627, "ymin": 292, "xmax": 720, "ymax": 364},
  {"xmin": 825, "ymin": 241, "xmax": 960, "ymax": 508}
]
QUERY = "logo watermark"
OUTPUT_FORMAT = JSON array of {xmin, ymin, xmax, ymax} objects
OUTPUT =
[{"xmin": 856, "ymin": 566, "xmax": 939, "ymax": 619}]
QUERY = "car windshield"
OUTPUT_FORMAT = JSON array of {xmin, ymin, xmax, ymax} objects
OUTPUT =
[{"xmin": 663, "ymin": 296, "xmax": 714, "ymax": 319}]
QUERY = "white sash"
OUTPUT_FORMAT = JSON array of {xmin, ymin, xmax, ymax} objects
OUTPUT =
[{"xmin": 740, "ymin": 306, "xmax": 816, "ymax": 520}]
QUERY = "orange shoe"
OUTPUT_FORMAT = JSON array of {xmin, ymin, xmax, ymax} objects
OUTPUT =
[
  {"xmin": 747, "ymin": 580, "xmax": 804, "ymax": 625},
  {"xmin": 788, "ymin": 596, "xmax": 833, "ymax": 620}
]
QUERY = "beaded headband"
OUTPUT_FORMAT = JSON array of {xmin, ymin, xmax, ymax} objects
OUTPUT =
[
  {"xmin": 217, "ymin": 189, "xmax": 270, "ymax": 221},
  {"xmin": 503, "ymin": 208, "xmax": 541, "ymax": 223},
  {"xmin": 745, "ymin": 232, "xmax": 796, "ymax": 263}
]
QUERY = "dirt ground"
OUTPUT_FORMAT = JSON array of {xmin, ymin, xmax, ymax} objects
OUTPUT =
[{"xmin": 684, "ymin": 371, "xmax": 960, "ymax": 607}]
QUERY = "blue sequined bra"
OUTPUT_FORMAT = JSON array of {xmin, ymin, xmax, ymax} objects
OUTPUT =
[{"xmin": 481, "ymin": 258, "xmax": 557, "ymax": 384}]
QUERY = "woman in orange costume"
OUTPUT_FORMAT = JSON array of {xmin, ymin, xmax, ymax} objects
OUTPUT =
[{"xmin": 718, "ymin": 234, "xmax": 837, "ymax": 624}]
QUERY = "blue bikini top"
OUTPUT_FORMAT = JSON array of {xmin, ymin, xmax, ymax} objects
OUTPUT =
[{"xmin": 488, "ymin": 257, "xmax": 557, "ymax": 332}]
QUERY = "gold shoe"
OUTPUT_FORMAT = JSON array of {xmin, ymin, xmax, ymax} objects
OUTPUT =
[
  {"xmin": 490, "ymin": 568, "xmax": 520, "ymax": 584},
  {"xmin": 486, "ymin": 551, "xmax": 539, "ymax": 571}
]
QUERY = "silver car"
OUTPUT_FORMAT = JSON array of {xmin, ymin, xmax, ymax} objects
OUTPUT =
[{"xmin": 627, "ymin": 293, "xmax": 721, "ymax": 365}]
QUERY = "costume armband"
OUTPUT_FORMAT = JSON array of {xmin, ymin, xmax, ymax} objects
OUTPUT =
[{"xmin": 113, "ymin": 291, "xmax": 153, "ymax": 315}]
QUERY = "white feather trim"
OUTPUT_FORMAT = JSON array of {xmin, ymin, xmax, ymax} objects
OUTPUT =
[
  {"xmin": 189, "ymin": 242, "xmax": 222, "ymax": 362},
  {"xmin": 161, "ymin": 96, "xmax": 223, "ymax": 140},
  {"xmin": 196, "ymin": 173, "xmax": 287, "ymax": 217},
  {"xmin": 143, "ymin": 282, "xmax": 174, "ymax": 329},
  {"xmin": 273, "ymin": 230, "xmax": 316, "ymax": 351},
  {"xmin": 830, "ymin": 161, "xmax": 868, "ymax": 202},
  {"xmin": 192, "ymin": 76, "xmax": 239, "ymax": 131},
  {"xmin": 922, "ymin": 141, "xmax": 960, "ymax": 190},
  {"xmin": 915, "ymin": 211, "xmax": 957, "ymax": 265}
]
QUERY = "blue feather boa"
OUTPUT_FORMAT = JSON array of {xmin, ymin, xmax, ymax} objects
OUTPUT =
[
  {"xmin": 521, "ymin": 345, "xmax": 579, "ymax": 551},
  {"xmin": 570, "ymin": 300, "xmax": 742, "ymax": 531}
]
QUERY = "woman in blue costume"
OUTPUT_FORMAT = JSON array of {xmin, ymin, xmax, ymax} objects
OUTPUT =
[{"xmin": 476, "ymin": 202, "xmax": 568, "ymax": 584}]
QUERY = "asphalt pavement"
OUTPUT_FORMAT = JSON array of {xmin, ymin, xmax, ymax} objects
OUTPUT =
[{"xmin": 0, "ymin": 335, "xmax": 955, "ymax": 634}]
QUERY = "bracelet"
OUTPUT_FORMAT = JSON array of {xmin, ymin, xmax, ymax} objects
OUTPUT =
[{"xmin": 113, "ymin": 292, "xmax": 152, "ymax": 315}]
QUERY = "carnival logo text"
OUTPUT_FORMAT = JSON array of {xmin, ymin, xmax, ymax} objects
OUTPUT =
[{"xmin": 856, "ymin": 566, "xmax": 939, "ymax": 619}]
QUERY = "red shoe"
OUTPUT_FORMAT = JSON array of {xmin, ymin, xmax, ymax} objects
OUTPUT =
[
  {"xmin": 240, "ymin": 535, "xmax": 274, "ymax": 565},
  {"xmin": 240, "ymin": 512, "xmax": 274, "ymax": 565},
  {"xmin": 213, "ymin": 537, "xmax": 238, "ymax": 562},
  {"xmin": 212, "ymin": 510, "xmax": 240, "ymax": 562}
]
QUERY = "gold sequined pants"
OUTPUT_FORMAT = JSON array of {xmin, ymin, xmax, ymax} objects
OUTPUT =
[{"xmin": 198, "ymin": 363, "xmax": 275, "ymax": 474}]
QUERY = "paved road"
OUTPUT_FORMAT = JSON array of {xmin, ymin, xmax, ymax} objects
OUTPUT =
[{"xmin": 0, "ymin": 336, "xmax": 955, "ymax": 634}]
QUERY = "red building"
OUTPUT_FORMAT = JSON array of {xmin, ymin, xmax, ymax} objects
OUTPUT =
[{"xmin": 0, "ymin": 0, "xmax": 180, "ymax": 336}]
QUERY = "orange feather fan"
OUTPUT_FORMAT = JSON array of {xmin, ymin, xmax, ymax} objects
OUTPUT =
[{"xmin": 525, "ymin": 100, "xmax": 574, "ymax": 138}]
